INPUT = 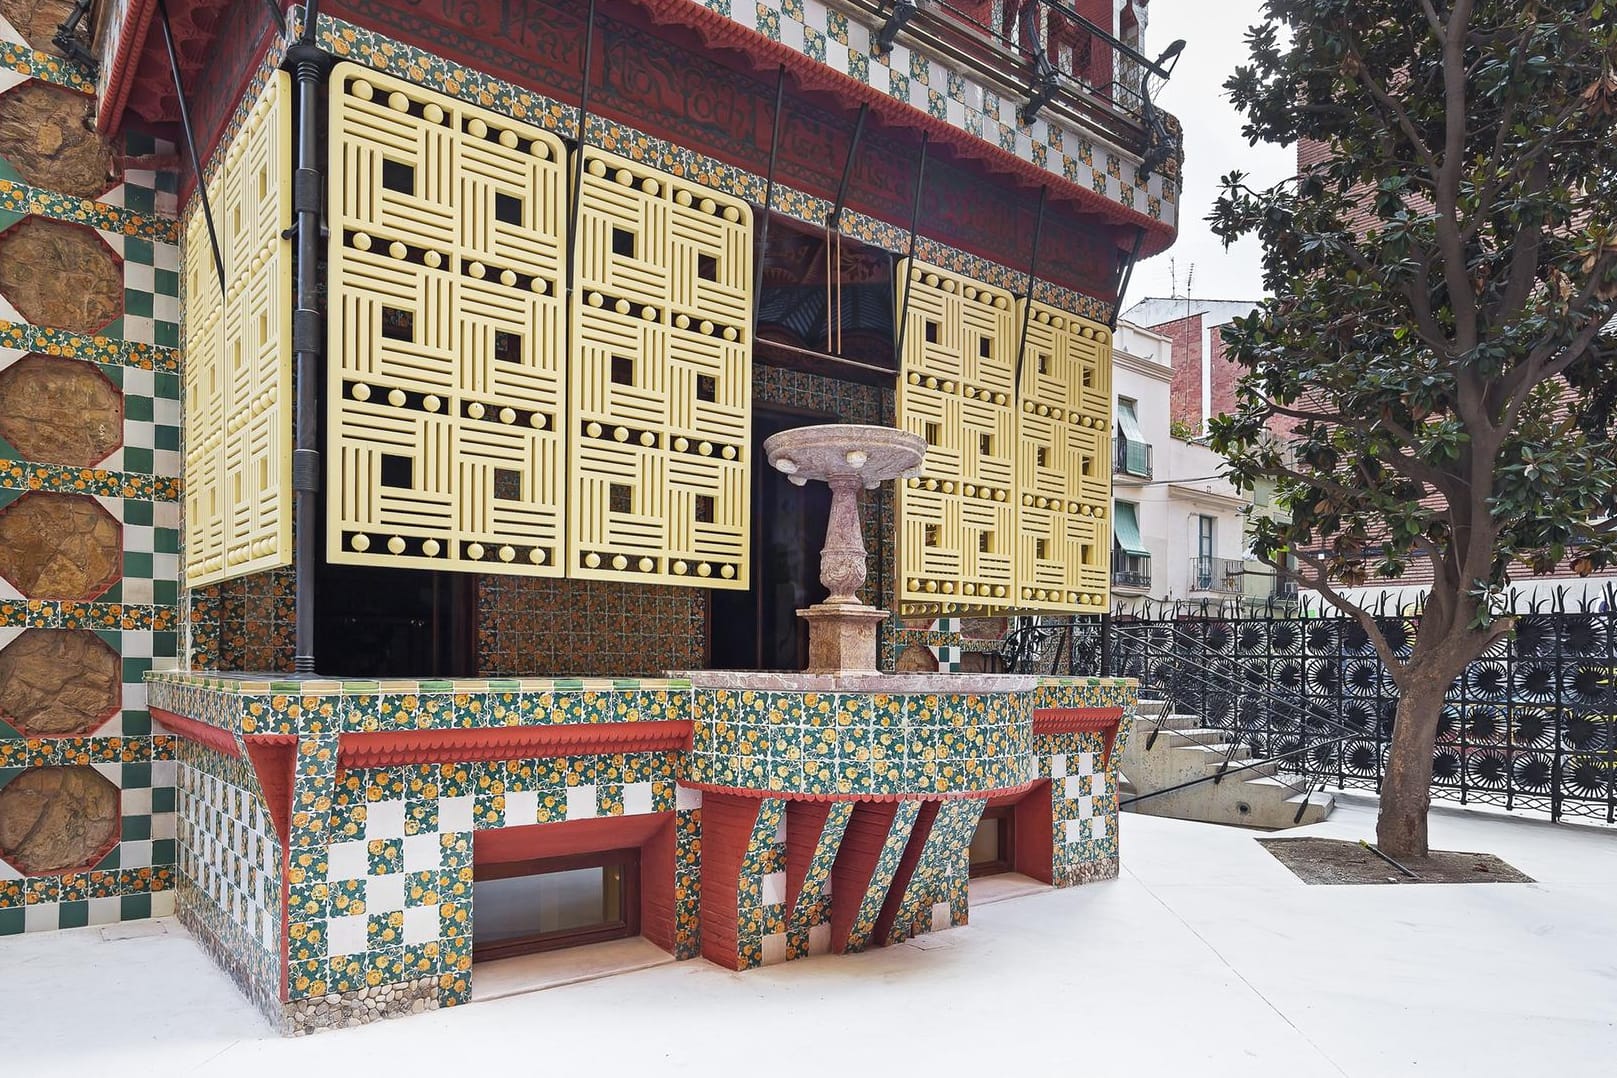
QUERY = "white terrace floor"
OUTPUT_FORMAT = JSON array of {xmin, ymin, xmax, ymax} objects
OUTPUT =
[{"xmin": 6, "ymin": 799, "xmax": 1617, "ymax": 1078}]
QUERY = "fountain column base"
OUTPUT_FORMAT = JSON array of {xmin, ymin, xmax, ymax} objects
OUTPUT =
[{"xmin": 796, "ymin": 602, "xmax": 890, "ymax": 674}]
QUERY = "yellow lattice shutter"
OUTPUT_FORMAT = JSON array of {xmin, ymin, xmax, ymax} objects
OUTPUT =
[
  {"xmin": 182, "ymin": 71, "xmax": 292, "ymax": 588},
  {"xmin": 326, "ymin": 64, "xmax": 568, "ymax": 575},
  {"xmin": 896, "ymin": 261, "xmax": 1018, "ymax": 610},
  {"xmin": 1015, "ymin": 300, "xmax": 1112, "ymax": 611},
  {"xmin": 568, "ymin": 148, "xmax": 751, "ymax": 588}
]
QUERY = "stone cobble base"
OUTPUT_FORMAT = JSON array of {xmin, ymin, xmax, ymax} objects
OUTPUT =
[
  {"xmin": 283, "ymin": 976, "xmax": 443, "ymax": 1035},
  {"xmin": 1063, "ymin": 856, "xmax": 1121, "ymax": 886}
]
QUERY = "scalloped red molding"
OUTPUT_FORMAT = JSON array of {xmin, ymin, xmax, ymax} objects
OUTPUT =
[
  {"xmin": 336, "ymin": 720, "xmax": 694, "ymax": 768},
  {"xmin": 1032, "ymin": 706, "xmax": 1123, "ymax": 763}
]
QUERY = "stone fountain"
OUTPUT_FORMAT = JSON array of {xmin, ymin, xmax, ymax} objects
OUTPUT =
[{"xmin": 762, "ymin": 423, "xmax": 925, "ymax": 674}]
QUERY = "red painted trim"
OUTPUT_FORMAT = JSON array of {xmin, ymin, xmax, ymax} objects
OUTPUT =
[
  {"xmin": 682, "ymin": 780, "xmax": 1035, "ymax": 802},
  {"xmin": 475, "ymin": 813, "xmax": 672, "ymax": 863},
  {"xmin": 829, "ymin": 802, "xmax": 898, "ymax": 953},
  {"xmin": 636, "ymin": 0, "xmax": 1175, "ymax": 257},
  {"xmin": 698, "ymin": 792, "xmax": 763, "ymax": 970},
  {"xmin": 1033, "ymin": 706, "xmax": 1123, "ymax": 764},
  {"xmin": 1015, "ymin": 779, "xmax": 1055, "ymax": 884},
  {"xmin": 241, "ymin": 737, "xmax": 297, "ymax": 852},
  {"xmin": 97, "ymin": 0, "xmax": 159, "ymax": 134},
  {"xmin": 150, "ymin": 707, "xmax": 241, "ymax": 758},
  {"xmin": 871, "ymin": 799, "xmax": 939, "ymax": 946},
  {"xmin": 784, "ymin": 802, "xmax": 833, "ymax": 914},
  {"xmin": 336, "ymin": 721, "xmax": 692, "ymax": 768}
]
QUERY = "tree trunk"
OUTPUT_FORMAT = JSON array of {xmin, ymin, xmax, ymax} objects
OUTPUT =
[{"xmin": 1377, "ymin": 673, "xmax": 1451, "ymax": 860}]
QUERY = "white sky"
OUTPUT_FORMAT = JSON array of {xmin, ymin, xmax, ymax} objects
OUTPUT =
[{"xmin": 1123, "ymin": 0, "xmax": 1293, "ymax": 307}]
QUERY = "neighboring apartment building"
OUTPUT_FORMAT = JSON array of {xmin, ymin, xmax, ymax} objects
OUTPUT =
[{"xmin": 1110, "ymin": 320, "xmax": 1285, "ymax": 611}]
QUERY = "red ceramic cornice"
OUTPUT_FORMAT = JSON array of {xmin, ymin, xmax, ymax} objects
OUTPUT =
[
  {"xmin": 337, "ymin": 720, "xmax": 693, "ymax": 768},
  {"xmin": 96, "ymin": 0, "xmax": 158, "ymax": 134},
  {"xmin": 680, "ymin": 780, "xmax": 1037, "ymax": 802},
  {"xmin": 150, "ymin": 706, "xmax": 241, "ymax": 758},
  {"xmin": 1032, "ymin": 706, "xmax": 1123, "ymax": 764},
  {"xmin": 1031, "ymin": 705, "xmax": 1124, "ymax": 735},
  {"xmin": 634, "ymin": 0, "xmax": 1176, "ymax": 257}
]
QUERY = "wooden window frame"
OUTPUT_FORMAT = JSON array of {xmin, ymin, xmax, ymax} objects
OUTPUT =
[{"xmin": 471, "ymin": 846, "xmax": 641, "ymax": 962}]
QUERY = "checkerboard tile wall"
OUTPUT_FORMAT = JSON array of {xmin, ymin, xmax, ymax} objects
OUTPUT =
[
  {"xmin": 299, "ymin": 751, "xmax": 694, "ymax": 1003},
  {"xmin": 0, "ymin": 28, "xmax": 181, "ymax": 937}
]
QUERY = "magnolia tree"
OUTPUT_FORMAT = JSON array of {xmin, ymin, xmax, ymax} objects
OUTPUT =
[{"xmin": 1208, "ymin": 0, "xmax": 1617, "ymax": 858}]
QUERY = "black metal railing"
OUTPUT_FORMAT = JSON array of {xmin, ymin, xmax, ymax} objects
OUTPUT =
[
  {"xmin": 1001, "ymin": 584, "xmax": 1617, "ymax": 823},
  {"xmin": 858, "ymin": 0, "xmax": 1182, "ymax": 135},
  {"xmin": 1190, "ymin": 556, "xmax": 1245, "ymax": 594},
  {"xmin": 1113, "ymin": 566, "xmax": 1151, "ymax": 589},
  {"xmin": 1114, "ymin": 435, "xmax": 1152, "ymax": 478}
]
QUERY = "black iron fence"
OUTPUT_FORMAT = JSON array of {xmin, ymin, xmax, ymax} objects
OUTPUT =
[{"xmin": 1004, "ymin": 587, "xmax": 1617, "ymax": 822}]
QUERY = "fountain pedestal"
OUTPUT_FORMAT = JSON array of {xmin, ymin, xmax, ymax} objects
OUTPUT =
[{"xmin": 762, "ymin": 425, "xmax": 926, "ymax": 674}]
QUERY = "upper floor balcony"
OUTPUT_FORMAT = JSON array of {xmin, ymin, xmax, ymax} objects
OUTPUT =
[
  {"xmin": 1114, "ymin": 435, "xmax": 1153, "ymax": 479},
  {"xmin": 1190, "ymin": 556, "xmax": 1246, "ymax": 596}
]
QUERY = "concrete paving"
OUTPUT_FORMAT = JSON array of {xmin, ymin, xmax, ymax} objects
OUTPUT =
[{"xmin": 5, "ymin": 799, "xmax": 1615, "ymax": 1077}]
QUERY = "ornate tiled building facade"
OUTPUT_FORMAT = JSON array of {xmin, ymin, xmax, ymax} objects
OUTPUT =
[
  {"xmin": 2, "ymin": 0, "xmax": 1177, "ymax": 1035},
  {"xmin": 0, "ymin": 11, "xmax": 181, "ymax": 936}
]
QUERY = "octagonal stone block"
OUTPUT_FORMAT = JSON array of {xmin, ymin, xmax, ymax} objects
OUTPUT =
[
  {"xmin": 0, "ymin": 629, "xmax": 121, "ymax": 736},
  {"xmin": 0, "ymin": 82, "xmax": 118, "ymax": 199},
  {"xmin": 0, "ymin": 765, "xmax": 119, "ymax": 876},
  {"xmin": 0, "ymin": 217, "xmax": 123, "ymax": 335},
  {"xmin": 0, "ymin": 492, "xmax": 122, "ymax": 599},
  {"xmin": 0, "ymin": 353, "xmax": 123, "ymax": 466}
]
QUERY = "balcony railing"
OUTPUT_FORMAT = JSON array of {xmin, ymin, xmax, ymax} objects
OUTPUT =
[
  {"xmin": 1190, "ymin": 556, "xmax": 1245, "ymax": 595},
  {"xmin": 853, "ymin": 0, "xmax": 1185, "ymax": 148},
  {"xmin": 1113, "ymin": 565, "xmax": 1151, "ymax": 589},
  {"xmin": 1114, "ymin": 435, "xmax": 1152, "ymax": 478}
]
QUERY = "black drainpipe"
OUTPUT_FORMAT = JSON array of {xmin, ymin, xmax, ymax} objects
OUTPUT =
[{"xmin": 286, "ymin": 4, "xmax": 327, "ymax": 675}]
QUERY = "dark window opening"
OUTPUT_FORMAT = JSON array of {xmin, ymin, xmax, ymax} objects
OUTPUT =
[
  {"xmin": 1037, "ymin": 353, "xmax": 1050, "ymax": 374},
  {"xmin": 924, "ymin": 422, "xmax": 941, "ymax": 446},
  {"xmin": 979, "ymin": 433, "xmax": 993, "ymax": 456},
  {"xmin": 694, "ymin": 494, "xmax": 715, "ymax": 524},
  {"xmin": 381, "ymin": 307, "xmax": 414, "ymax": 342},
  {"xmin": 696, "ymin": 374, "xmax": 717, "ymax": 402},
  {"xmin": 612, "ymin": 227, "xmax": 636, "ymax": 258},
  {"xmin": 472, "ymin": 848, "xmax": 640, "ymax": 963},
  {"xmin": 494, "ymin": 329, "xmax": 523, "ymax": 363},
  {"xmin": 979, "ymin": 532, "xmax": 993, "ymax": 553},
  {"xmin": 924, "ymin": 320, "xmax": 939, "ymax": 344},
  {"xmin": 698, "ymin": 254, "xmax": 718, "ymax": 281},
  {"xmin": 381, "ymin": 159, "xmax": 415, "ymax": 195},
  {"xmin": 1036, "ymin": 446, "xmax": 1049, "ymax": 467},
  {"xmin": 925, "ymin": 524, "xmax": 941, "ymax": 547},
  {"xmin": 1035, "ymin": 538, "xmax": 1048, "ymax": 559},
  {"xmin": 380, "ymin": 454, "xmax": 413, "ymax": 489},
  {"xmin": 494, "ymin": 192, "xmax": 523, "ymax": 226},
  {"xmin": 979, "ymin": 336, "xmax": 992, "ymax": 359},
  {"xmin": 611, "ymin": 356, "xmax": 634, "ymax": 386},
  {"xmin": 969, "ymin": 807, "xmax": 1015, "ymax": 878},
  {"xmin": 493, "ymin": 468, "xmax": 522, "ymax": 500},
  {"xmin": 610, "ymin": 483, "xmax": 633, "ymax": 513}
]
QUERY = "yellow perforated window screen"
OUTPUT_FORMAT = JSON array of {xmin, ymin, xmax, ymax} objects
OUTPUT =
[
  {"xmin": 569, "ymin": 148, "xmax": 751, "ymax": 589},
  {"xmin": 1015, "ymin": 298, "xmax": 1112, "ymax": 612},
  {"xmin": 895, "ymin": 261, "xmax": 1112, "ymax": 615},
  {"xmin": 896, "ymin": 262, "xmax": 1018, "ymax": 609},
  {"xmin": 326, "ymin": 64, "xmax": 569, "ymax": 575},
  {"xmin": 182, "ymin": 71, "xmax": 293, "ymax": 588}
]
